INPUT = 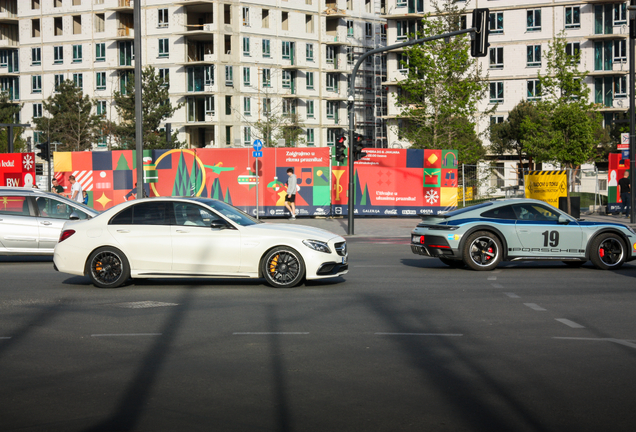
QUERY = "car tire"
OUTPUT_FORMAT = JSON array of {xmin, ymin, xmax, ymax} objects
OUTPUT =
[
  {"xmin": 439, "ymin": 257, "xmax": 466, "ymax": 268},
  {"xmin": 261, "ymin": 246, "xmax": 305, "ymax": 288},
  {"xmin": 87, "ymin": 247, "xmax": 130, "ymax": 288},
  {"xmin": 589, "ymin": 233, "xmax": 626, "ymax": 270},
  {"xmin": 462, "ymin": 231, "xmax": 503, "ymax": 271}
]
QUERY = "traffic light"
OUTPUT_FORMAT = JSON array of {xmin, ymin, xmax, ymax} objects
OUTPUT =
[
  {"xmin": 353, "ymin": 133, "xmax": 367, "ymax": 161},
  {"xmin": 470, "ymin": 8, "xmax": 489, "ymax": 58},
  {"xmin": 335, "ymin": 135, "xmax": 347, "ymax": 164},
  {"xmin": 35, "ymin": 141, "xmax": 50, "ymax": 162}
]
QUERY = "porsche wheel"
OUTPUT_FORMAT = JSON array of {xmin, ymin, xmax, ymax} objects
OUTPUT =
[
  {"xmin": 261, "ymin": 246, "xmax": 305, "ymax": 288},
  {"xmin": 463, "ymin": 231, "xmax": 502, "ymax": 271},
  {"xmin": 87, "ymin": 247, "xmax": 130, "ymax": 288},
  {"xmin": 590, "ymin": 233, "xmax": 626, "ymax": 270},
  {"xmin": 439, "ymin": 257, "xmax": 466, "ymax": 268}
]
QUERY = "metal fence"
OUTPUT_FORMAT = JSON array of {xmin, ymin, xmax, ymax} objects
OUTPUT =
[{"xmin": 458, "ymin": 164, "xmax": 606, "ymax": 214}]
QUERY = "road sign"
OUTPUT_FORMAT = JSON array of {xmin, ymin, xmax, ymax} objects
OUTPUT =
[
  {"xmin": 619, "ymin": 133, "xmax": 630, "ymax": 150},
  {"xmin": 253, "ymin": 139, "xmax": 263, "ymax": 151},
  {"xmin": 252, "ymin": 151, "xmax": 263, "ymax": 158}
]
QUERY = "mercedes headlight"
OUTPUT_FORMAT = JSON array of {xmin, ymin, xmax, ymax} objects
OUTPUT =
[{"xmin": 303, "ymin": 239, "xmax": 331, "ymax": 254}]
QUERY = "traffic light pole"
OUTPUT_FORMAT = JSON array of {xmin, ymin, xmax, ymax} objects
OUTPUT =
[
  {"xmin": 346, "ymin": 28, "xmax": 477, "ymax": 235},
  {"xmin": 0, "ymin": 123, "xmax": 30, "ymax": 153},
  {"xmin": 133, "ymin": 0, "xmax": 144, "ymax": 200}
]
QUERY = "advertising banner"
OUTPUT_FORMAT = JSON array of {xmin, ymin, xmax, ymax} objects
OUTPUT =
[
  {"xmin": 0, "ymin": 152, "xmax": 36, "ymax": 188},
  {"xmin": 53, "ymin": 148, "xmax": 332, "ymax": 216},
  {"xmin": 524, "ymin": 170, "xmax": 567, "ymax": 207},
  {"xmin": 608, "ymin": 153, "xmax": 630, "ymax": 213},
  {"xmin": 332, "ymin": 148, "xmax": 458, "ymax": 216}
]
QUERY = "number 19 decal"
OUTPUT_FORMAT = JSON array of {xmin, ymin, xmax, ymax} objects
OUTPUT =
[{"xmin": 541, "ymin": 230, "xmax": 559, "ymax": 247}]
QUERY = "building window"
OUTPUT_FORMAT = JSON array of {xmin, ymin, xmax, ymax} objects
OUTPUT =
[
  {"xmin": 489, "ymin": 12, "xmax": 503, "ymax": 34},
  {"xmin": 158, "ymin": 38, "xmax": 169, "ymax": 58},
  {"xmin": 73, "ymin": 16, "xmax": 81, "ymax": 35},
  {"xmin": 225, "ymin": 126, "xmax": 232, "ymax": 146},
  {"xmin": 398, "ymin": 53, "xmax": 408, "ymax": 74},
  {"xmin": 306, "ymin": 72, "xmax": 314, "ymax": 90},
  {"xmin": 205, "ymin": 96, "xmax": 215, "ymax": 115},
  {"xmin": 282, "ymin": 70, "xmax": 291, "ymax": 89},
  {"xmin": 366, "ymin": 23, "xmax": 373, "ymax": 38},
  {"xmin": 95, "ymin": 13, "xmax": 105, "ymax": 33},
  {"xmin": 95, "ymin": 42, "xmax": 106, "ymax": 62},
  {"xmin": 490, "ymin": 116, "xmax": 504, "ymax": 125},
  {"xmin": 565, "ymin": 6, "xmax": 580, "ymax": 29},
  {"xmin": 262, "ymin": 39, "xmax": 270, "ymax": 58},
  {"xmin": 527, "ymin": 80, "xmax": 541, "ymax": 101},
  {"xmin": 326, "ymin": 73, "xmax": 338, "ymax": 92},
  {"xmin": 527, "ymin": 9, "xmax": 541, "ymax": 32},
  {"xmin": 306, "ymin": 14, "xmax": 314, "ymax": 33},
  {"xmin": 306, "ymin": 43, "xmax": 314, "ymax": 61},
  {"xmin": 595, "ymin": 77, "xmax": 613, "ymax": 107},
  {"xmin": 159, "ymin": 68, "xmax": 169, "ymax": 87},
  {"xmin": 490, "ymin": 82, "xmax": 504, "ymax": 103},
  {"xmin": 31, "ymin": 48, "xmax": 41, "ymax": 65},
  {"xmin": 244, "ymin": 97, "xmax": 251, "ymax": 115},
  {"xmin": 326, "ymin": 46, "xmax": 335, "ymax": 64},
  {"xmin": 326, "ymin": 101, "xmax": 337, "ymax": 119},
  {"xmin": 224, "ymin": 4, "xmax": 232, "ymax": 24},
  {"xmin": 282, "ymin": 41, "xmax": 291, "ymax": 60},
  {"xmin": 614, "ymin": 39, "xmax": 626, "ymax": 63},
  {"xmin": 225, "ymin": 66, "xmax": 233, "ymax": 86},
  {"xmin": 73, "ymin": 45, "xmax": 82, "ymax": 63},
  {"xmin": 187, "ymin": 67, "xmax": 205, "ymax": 91},
  {"xmin": 32, "ymin": 0, "xmax": 40, "ymax": 9},
  {"xmin": 262, "ymin": 68, "xmax": 271, "ymax": 87},
  {"xmin": 225, "ymin": 96, "xmax": 232, "ymax": 115},
  {"xmin": 263, "ymin": 98, "xmax": 271, "ymax": 115},
  {"xmin": 33, "ymin": 103, "xmax": 43, "ymax": 119},
  {"xmin": 32, "ymin": 75, "xmax": 42, "ymax": 93},
  {"xmin": 242, "ymin": 7, "xmax": 250, "ymax": 26},
  {"xmin": 243, "ymin": 37, "xmax": 250, "ymax": 56},
  {"xmin": 306, "ymin": 128, "xmax": 314, "ymax": 146},
  {"xmin": 397, "ymin": 20, "xmax": 408, "ymax": 40},
  {"xmin": 397, "ymin": 0, "xmax": 407, "ymax": 6},
  {"xmin": 614, "ymin": 3, "xmax": 627, "ymax": 25},
  {"xmin": 282, "ymin": 12, "xmax": 289, "ymax": 31},
  {"xmin": 73, "ymin": 73, "xmax": 83, "ymax": 89},
  {"xmin": 53, "ymin": 46, "xmax": 63, "ymax": 64},
  {"xmin": 54, "ymin": 74, "xmax": 64, "ymax": 91},
  {"xmin": 594, "ymin": 41, "xmax": 613, "ymax": 71},
  {"xmin": 262, "ymin": 9, "xmax": 269, "ymax": 29},
  {"xmin": 243, "ymin": 67, "xmax": 251, "ymax": 86},
  {"xmin": 244, "ymin": 127, "xmax": 251, "ymax": 146},
  {"xmin": 32, "ymin": 19, "xmax": 40, "ymax": 38},
  {"xmin": 158, "ymin": 8, "xmax": 169, "ymax": 28},
  {"xmin": 96, "ymin": 72, "xmax": 106, "ymax": 90},
  {"xmin": 205, "ymin": 66, "xmax": 213, "ymax": 86},
  {"xmin": 489, "ymin": 47, "xmax": 503, "ymax": 69},
  {"xmin": 566, "ymin": 42, "xmax": 580, "ymax": 63},
  {"xmin": 615, "ymin": 75, "xmax": 627, "ymax": 98},
  {"xmin": 307, "ymin": 100, "xmax": 314, "ymax": 118},
  {"xmin": 347, "ymin": 20, "xmax": 354, "ymax": 37},
  {"xmin": 527, "ymin": 45, "xmax": 541, "ymax": 67}
]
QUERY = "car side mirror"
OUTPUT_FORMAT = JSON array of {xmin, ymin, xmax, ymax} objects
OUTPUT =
[
  {"xmin": 558, "ymin": 215, "xmax": 570, "ymax": 225},
  {"xmin": 69, "ymin": 211, "xmax": 80, "ymax": 221},
  {"xmin": 210, "ymin": 220, "xmax": 228, "ymax": 230}
]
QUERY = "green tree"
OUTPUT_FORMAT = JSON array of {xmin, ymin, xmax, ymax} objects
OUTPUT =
[
  {"xmin": 489, "ymin": 101, "xmax": 543, "ymax": 170},
  {"xmin": 0, "ymin": 91, "xmax": 25, "ymax": 153},
  {"xmin": 395, "ymin": 0, "xmax": 491, "ymax": 164},
  {"xmin": 113, "ymin": 66, "xmax": 184, "ymax": 149},
  {"xmin": 32, "ymin": 80, "xmax": 102, "ymax": 152},
  {"xmin": 276, "ymin": 113, "xmax": 306, "ymax": 147}
]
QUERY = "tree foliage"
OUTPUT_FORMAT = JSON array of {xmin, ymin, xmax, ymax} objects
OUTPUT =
[
  {"xmin": 395, "ymin": 0, "xmax": 490, "ymax": 164},
  {"xmin": 32, "ymin": 80, "xmax": 101, "ymax": 152},
  {"xmin": 489, "ymin": 101, "xmax": 543, "ymax": 169},
  {"xmin": 0, "ymin": 91, "xmax": 24, "ymax": 153},
  {"xmin": 113, "ymin": 66, "xmax": 184, "ymax": 150}
]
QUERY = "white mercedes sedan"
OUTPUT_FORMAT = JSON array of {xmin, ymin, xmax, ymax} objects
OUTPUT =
[{"xmin": 53, "ymin": 197, "xmax": 348, "ymax": 288}]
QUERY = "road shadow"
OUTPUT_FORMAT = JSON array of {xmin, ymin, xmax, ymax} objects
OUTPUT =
[{"xmin": 0, "ymin": 256, "xmax": 53, "ymax": 263}]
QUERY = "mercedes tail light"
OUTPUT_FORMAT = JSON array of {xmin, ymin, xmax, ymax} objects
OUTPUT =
[{"xmin": 58, "ymin": 230, "xmax": 76, "ymax": 243}]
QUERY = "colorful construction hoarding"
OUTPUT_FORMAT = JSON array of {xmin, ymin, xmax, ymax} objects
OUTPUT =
[
  {"xmin": 332, "ymin": 148, "xmax": 458, "ymax": 216},
  {"xmin": 607, "ymin": 153, "xmax": 630, "ymax": 213},
  {"xmin": 52, "ymin": 147, "xmax": 457, "ymax": 216},
  {"xmin": 0, "ymin": 152, "xmax": 36, "ymax": 188}
]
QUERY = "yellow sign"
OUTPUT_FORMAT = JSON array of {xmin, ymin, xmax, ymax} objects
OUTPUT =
[
  {"xmin": 457, "ymin": 187, "xmax": 473, "ymax": 201},
  {"xmin": 524, "ymin": 170, "xmax": 567, "ymax": 207}
]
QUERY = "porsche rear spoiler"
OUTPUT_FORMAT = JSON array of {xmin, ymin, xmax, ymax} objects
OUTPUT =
[{"xmin": 418, "ymin": 213, "xmax": 451, "ymax": 221}]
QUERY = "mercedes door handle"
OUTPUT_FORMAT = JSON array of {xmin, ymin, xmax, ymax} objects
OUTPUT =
[
  {"xmin": 176, "ymin": 230, "xmax": 190, "ymax": 233},
  {"xmin": 40, "ymin": 221, "xmax": 52, "ymax": 226},
  {"xmin": 116, "ymin": 229, "xmax": 130, "ymax": 233}
]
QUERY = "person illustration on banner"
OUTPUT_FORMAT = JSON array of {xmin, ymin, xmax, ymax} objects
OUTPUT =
[
  {"xmin": 69, "ymin": 175, "xmax": 83, "ymax": 203},
  {"xmin": 124, "ymin": 182, "xmax": 148, "ymax": 201},
  {"xmin": 285, "ymin": 168, "xmax": 297, "ymax": 220},
  {"xmin": 618, "ymin": 170, "xmax": 631, "ymax": 217}
]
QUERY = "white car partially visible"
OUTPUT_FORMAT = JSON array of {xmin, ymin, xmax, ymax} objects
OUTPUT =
[{"xmin": 53, "ymin": 197, "xmax": 348, "ymax": 288}]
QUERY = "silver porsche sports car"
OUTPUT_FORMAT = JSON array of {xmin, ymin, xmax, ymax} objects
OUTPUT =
[{"xmin": 411, "ymin": 198, "xmax": 636, "ymax": 270}]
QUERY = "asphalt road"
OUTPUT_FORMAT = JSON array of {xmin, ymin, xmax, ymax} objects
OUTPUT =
[{"xmin": 1, "ymin": 238, "xmax": 636, "ymax": 432}]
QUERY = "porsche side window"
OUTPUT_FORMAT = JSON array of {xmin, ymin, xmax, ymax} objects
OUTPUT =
[
  {"xmin": 513, "ymin": 204, "xmax": 559, "ymax": 221},
  {"xmin": 0, "ymin": 195, "xmax": 30, "ymax": 216},
  {"xmin": 481, "ymin": 205, "xmax": 515, "ymax": 219}
]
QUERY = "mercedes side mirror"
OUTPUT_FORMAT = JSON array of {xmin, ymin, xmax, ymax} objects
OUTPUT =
[{"xmin": 210, "ymin": 220, "xmax": 228, "ymax": 230}]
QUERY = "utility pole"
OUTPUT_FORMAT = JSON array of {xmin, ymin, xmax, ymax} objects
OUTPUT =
[
  {"xmin": 629, "ymin": 1, "xmax": 636, "ymax": 223},
  {"xmin": 134, "ymin": 0, "xmax": 144, "ymax": 199},
  {"xmin": 0, "ymin": 123, "xmax": 30, "ymax": 153}
]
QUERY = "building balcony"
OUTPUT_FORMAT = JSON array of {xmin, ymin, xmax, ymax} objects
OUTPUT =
[
  {"xmin": 106, "ymin": 0, "xmax": 134, "ymax": 13},
  {"xmin": 585, "ymin": 33, "xmax": 628, "ymax": 41},
  {"xmin": 176, "ymin": 25, "xmax": 215, "ymax": 41},
  {"xmin": 174, "ymin": 0, "xmax": 215, "ymax": 6},
  {"xmin": 588, "ymin": 69, "xmax": 628, "ymax": 76},
  {"xmin": 111, "ymin": 27, "xmax": 134, "ymax": 40}
]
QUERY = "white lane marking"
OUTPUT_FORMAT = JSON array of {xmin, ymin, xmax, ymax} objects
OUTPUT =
[
  {"xmin": 110, "ymin": 301, "xmax": 178, "ymax": 309},
  {"xmin": 375, "ymin": 333, "xmax": 463, "ymax": 337},
  {"xmin": 492, "ymin": 270, "xmax": 502, "ymax": 274},
  {"xmin": 487, "ymin": 276, "xmax": 497, "ymax": 280},
  {"xmin": 524, "ymin": 303, "xmax": 547, "ymax": 311},
  {"xmin": 491, "ymin": 283, "xmax": 504, "ymax": 288},
  {"xmin": 233, "ymin": 332, "xmax": 309, "ymax": 335},
  {"xmin": 505, "ymin": 292, "xmax": 520, "ymax": 298},
  {"xmin": 553, "ymin": 337, "xmax": 636, "ymax": 350},
  {"xmin": 555, "ymin": 319, "xmax": 585, "ymax": 329},
  {"xmin": 91, "ymin": 333, "xmax": 162, "ymax": 337}
]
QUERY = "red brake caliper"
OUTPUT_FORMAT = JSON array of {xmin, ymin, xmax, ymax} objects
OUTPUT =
[
  {"xmin": 486, "ymin": 247, "xmax": 493, "ymax": 260},
  {"xmin": 599, "ymin": 248, "xmax": 605, "ymax": 258}
]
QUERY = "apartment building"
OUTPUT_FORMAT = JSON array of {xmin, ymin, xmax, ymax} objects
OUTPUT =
[
  {"xmin": 8, "ymin": 0, "xmax": 387, "ymax": 151},
  {"xmin": 383, "ymin": 0, "xmax": 629, "ymax": 160}
]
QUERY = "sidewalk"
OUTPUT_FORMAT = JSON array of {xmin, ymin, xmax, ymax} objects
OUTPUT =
[{"xmin": 267, "ymin": 212, "xmax": 636, "ymax": 238}]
